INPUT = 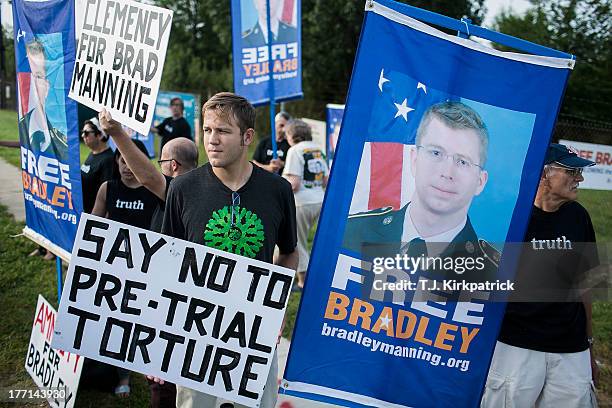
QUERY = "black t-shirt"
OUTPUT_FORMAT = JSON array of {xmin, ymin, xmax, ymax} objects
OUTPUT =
[
  {"xmin": 156, "ymin": 117, "xmax": 192, "ymax": 153},
  {"xmin": 252, "ymin": 137, "xmax": 291, "ymax": 174},
  {"xmin": 499, "ymin": 201, "xmax": 597, "ymax": 353},
  {"xmin": 162, "ymin": 163, "xmax": 297, "ymax": 263},
  {"xmin": 150, "ymin": 175, "xmax": 173, "ymax": 233},
  {"xmin": 81, "ymin": 148, "xmax": 114, "ymax": 213},
  {"xmin": 106, "ymin": 179, "xmax": 161, "ymax": 229}
]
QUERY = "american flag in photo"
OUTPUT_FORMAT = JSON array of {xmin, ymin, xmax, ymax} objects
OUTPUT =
[{"xmin": 349, "ymin": 68, "xmax": 450, "ymax": 214}]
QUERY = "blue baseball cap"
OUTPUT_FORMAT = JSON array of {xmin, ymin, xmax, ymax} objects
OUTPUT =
[{"xmin": 545, "ymin": 143, "xmax": 595, "ymax": 168}]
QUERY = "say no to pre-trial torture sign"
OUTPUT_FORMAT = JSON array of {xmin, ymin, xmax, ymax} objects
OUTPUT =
[{"xmin": 51, "ymin": 214, "xmax": 294, "ymax": 407}]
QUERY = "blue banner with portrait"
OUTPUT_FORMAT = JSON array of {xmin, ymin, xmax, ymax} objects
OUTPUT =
[
  {"xmin": 231, "ymin": 0, "xmax": 303, "ymax": 106},
  {"xmin": 326, "ymin": 103, "xmax": 344, "ymax": 166},
  {"xmin": 13, "ymin": 0, "xmax": 82, "ymax": 256},
  {"xmin": 281, "ymin": 0, "xmax": 574, "ymax": 407}
]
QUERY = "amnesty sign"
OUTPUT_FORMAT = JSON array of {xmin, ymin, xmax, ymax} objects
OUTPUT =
[{"xmin": 52, "ymin": 214, "xmax": 294, "ymax": 407}]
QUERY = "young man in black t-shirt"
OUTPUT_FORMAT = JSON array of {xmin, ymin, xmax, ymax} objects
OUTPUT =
[
  {"xmin": 252, "ymin": 111, "xmax": 291, "ymax": 174},
  {"xmin": 162, "ymin": 93, "xmax": 298, "ymax": 408},
  {"xmin": 482, "ymin": 144, "xmax": 599, "ymax": 407},
  {"xmin": 152, "ymin": 97, "xmax": 192, "ymax": 156}
]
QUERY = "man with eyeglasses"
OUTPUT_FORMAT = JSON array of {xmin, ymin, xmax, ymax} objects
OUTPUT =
[
  {"xmin": 18, "ymin": 38, "xmax": 68, "ymax": 162},
  {"xmin": 100, "ymin": 109, "xmax": 198, "ymax": 234},
  {"xmin": 151, "ymin": 97, "xmax": 192, "ymax": 157},
  {"xmin": 343, "ymin": 101, "xmax": 499, "ymax": 281},
  {"xmin": 252, "ymin": 111, "xmax": 292, "ymax": 174},
  {"xmin": 482, "ymin": 143, "xmax": 599, "ymax": 408}
]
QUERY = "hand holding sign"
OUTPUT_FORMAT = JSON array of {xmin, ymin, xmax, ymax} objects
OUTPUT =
[{"xmin": 98, "ymin": 108, "xmax": 122, "ymax": 136}]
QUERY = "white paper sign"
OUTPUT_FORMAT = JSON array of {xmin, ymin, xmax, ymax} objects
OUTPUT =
[
  {"xmin": 560, "ymin": 139, "xmax": 612, "ymax": 191},
  {"xmin": 301, "ymin": 118, "xmax": 326, "ymax": 153},
  {"xmin": 69, "ymin": 0, "xmax": 173, "ymax": 135},
  {"xmin": 25, "ymin": 295, "xmax": 84, "ymax": 408},
  {"xmin": 52, "ymin": 214, "xmax": 294, "ymax": 407}
]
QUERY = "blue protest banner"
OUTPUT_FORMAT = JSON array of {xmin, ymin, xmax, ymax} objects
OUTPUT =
[
  {"xmin": 281, "ymin": 1, "xmax": 574, "ymax": 407},
  {"xmin": 14, "ymin": 0, "xmax": 82, "ymax": 258},
  {"xmin": 326, "ymin": 103, "xmax": 344, "ymax": 166},
  {"xmin": 231, "ymin": 0, "xmax": 303, "ymax": 106}
]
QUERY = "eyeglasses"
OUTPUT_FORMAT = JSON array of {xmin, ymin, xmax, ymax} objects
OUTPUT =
[
  {"xmin": 81, "ymin": 130, "xmax": 96, "ymax": 136},
  {"xmin": 32, "ymin": 72, "xmax": 47, "ymax": 81},
  {"xmin": 157, "ymin": 159, "xmax": 182, "ymax": 166},
  {"xmin": 416, "ymin": 145, "xmax": 483, "ymax": 171},
  {"xmin": 548, "ymin": 165, "xmax": 583, "ymax": 177}
]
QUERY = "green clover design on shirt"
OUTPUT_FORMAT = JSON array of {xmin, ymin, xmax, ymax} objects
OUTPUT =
[{"xmin": 204, "ymin": 205, "xmax": 264, "ymax": 258}]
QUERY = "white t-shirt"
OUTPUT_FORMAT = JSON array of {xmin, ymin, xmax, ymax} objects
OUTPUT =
[{"xmin": 283, "ymin": 141, "xmax": 329, "ymax": 205}]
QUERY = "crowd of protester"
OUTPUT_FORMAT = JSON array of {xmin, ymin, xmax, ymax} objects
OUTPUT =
[{"xmin": 29, "ymin": 93, "xmax": 599, "ymax": 408}]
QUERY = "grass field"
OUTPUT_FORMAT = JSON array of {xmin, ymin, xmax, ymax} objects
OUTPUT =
[{"xmin": 0, "ymin": 107, "xmax": 610, "ymax": 406}]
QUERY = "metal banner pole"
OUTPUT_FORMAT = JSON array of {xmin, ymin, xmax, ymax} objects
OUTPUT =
[
  {"xmin": 56, "ymin": 256, "xmax": 62, "ymax": 301},
  {"xmin": 265, "ymin": 0, "xmax": 277, "ymax": 159}
]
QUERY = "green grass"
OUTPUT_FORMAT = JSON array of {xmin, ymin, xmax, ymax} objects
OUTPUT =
[
  {"xmin": 0, "ymin": 109, "xmax": 21, "ymax": 167},
  {"xmin": 578, "ymin": 189, "xmax": 612, "ymax": 242}
]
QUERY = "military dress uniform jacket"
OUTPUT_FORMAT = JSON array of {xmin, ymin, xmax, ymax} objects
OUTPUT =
[
  {"xmin": 342, "ymin": 203, "xmax": 500, "ymax": 283},
  {"xmin": 242, "ymin": 21, "xmax": 298, "ymax": 48},
  {"xmin": 18, "ymin": 109, "xmax": 69, "ymax": 163}
]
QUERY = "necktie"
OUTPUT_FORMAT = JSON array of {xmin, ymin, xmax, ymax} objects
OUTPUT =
[{"xmin": 407, "ymin": 237, "xmax": 428, "ymax": 259}]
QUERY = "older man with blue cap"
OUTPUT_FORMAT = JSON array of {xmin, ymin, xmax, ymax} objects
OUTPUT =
[{"xmin": 481, "ymin": 143, "xmax": 599, "ymax": 407}]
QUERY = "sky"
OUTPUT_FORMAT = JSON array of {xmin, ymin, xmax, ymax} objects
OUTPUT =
[
  {"xmin": 483, "ymin": 0, "xmax": 532, "ymax": 26},
  {"xmin": 2, "ymin": 0, "xmax": 533, "ymax": 31}
]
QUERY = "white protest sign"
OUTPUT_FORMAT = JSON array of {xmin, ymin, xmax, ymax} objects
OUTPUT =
[
  {"xmin": 301, "ymin": 118, "xmax": 326, "ymax": 153},
  {"xmin": 52, "ymin": 214, "xmax": 294, "ymax": 407},
  {"xmin": 25, "ymin": 295, "xmax": 83, "ymax": 408},
  {"xmin": 560, "ymin": 139, "xmax": 612, "ymax": 191},
  {"xmin": 69, "ymin": 0, "xmax": 173, "ymax": 135}
]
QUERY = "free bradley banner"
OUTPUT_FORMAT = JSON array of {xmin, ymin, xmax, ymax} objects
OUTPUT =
[
  {"xmin": 281, "ymin": 1, "xmax": 574, "ymax": 407},
  {"xmin": 231, "ymin": 0, "xmax": 303, "ymax": 105},
  {"xmin": 13, "ymin": 0, "xmax": 82, "ymax": 255}
]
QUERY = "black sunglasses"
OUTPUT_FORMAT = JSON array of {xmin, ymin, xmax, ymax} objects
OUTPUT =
[{"xmin": 157, "ymin": 159, "xmax": 182, "ymax": 166}]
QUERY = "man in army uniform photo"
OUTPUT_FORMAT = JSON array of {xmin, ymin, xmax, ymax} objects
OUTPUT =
[
  {"xmin": 18, "ymin": 38, "xmax": 68, "ymax": 163},
  {"xmin": 242, "ymin": 0, "xmax": 298, "ymax": 47},
  {"xmin": 343, "ymin": 101, "xmax": 499, "ymax": 281}
]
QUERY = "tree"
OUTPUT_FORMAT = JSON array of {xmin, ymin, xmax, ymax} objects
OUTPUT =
[
  {"xmin": 155, "ymin": 0, "xmax": 233, "ymax": 97},
  {"xmin": 493, "ymin": 0, "xmax": 612, "ymax": 130}
]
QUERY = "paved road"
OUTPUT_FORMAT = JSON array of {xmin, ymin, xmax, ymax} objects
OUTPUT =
[{"xmin": 0, "ymin": 157, "xmax": 25, "ymax": 222}]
